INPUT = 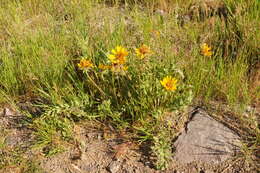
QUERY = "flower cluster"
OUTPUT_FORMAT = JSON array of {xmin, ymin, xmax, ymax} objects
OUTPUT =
[{"xmin": 76, "ymin": 43, "xmax": 206, "ymax": 92}]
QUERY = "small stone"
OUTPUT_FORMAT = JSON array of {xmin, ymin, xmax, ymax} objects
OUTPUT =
[{"xmin": 107, "ymin": 161, "xmax": 121, "ymax": 173}]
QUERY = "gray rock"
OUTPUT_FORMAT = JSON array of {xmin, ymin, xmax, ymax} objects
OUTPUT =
[{"xmin": 173, "ymin": 109, "xmax": 240, "ymax": 164}]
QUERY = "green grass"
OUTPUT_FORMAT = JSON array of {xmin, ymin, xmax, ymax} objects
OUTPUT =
[{"xmin": 0, "ymin": 0, "xmax": 259, "ymax": 170}]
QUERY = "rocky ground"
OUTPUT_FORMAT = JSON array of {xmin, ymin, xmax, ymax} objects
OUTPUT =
[{"xmin": 0, "ymin": 105, "xmax": 258, "ymax": 173}]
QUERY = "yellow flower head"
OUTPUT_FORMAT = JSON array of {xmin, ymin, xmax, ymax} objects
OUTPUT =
[
  {"xmin": 78, "ymin": 59, "xmax": 94, "ymax": 70},
  {"xmin": 98, "ymin": 64, "xmax": 112, "ymax": 70},
  {"xmin": 160, "ymin": 76, "xmax": 178, "ymax": 91},
  {"xmin": 108, "ymin": 46, "xmax": 128, "ymax": 65},
  {"xmin": 201, "ymin": 43, "xmax": 213, "ymax": 57},
  {"xmin": 135, "ymin": 44, "xmax": 152, "ymax": 59}
]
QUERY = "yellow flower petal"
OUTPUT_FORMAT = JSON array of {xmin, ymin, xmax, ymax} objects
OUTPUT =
[
  {"xmin": 112, "ymin": 49, "xmax": 117, "ymax": 54},
  {"xmin": 201, "ymin": 43, "xmax": 213, "ymax": 57}
]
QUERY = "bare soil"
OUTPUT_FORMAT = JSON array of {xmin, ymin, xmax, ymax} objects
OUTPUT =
[{"xmin": 0, "ymin": 105, "xmax": 258, "ymax": 173}]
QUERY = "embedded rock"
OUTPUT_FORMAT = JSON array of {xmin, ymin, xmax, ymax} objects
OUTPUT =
[{"xmin": 173, "ymin": 109, "xmax": 240, "ymax": 164}]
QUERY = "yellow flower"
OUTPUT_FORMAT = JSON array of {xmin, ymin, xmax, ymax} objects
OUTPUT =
[
  {"xmin": 108, "ymin": 46, "xmax": 128, "ymax": 65},
  {"xmin": 135, "ymin": 44, "xmax": 152, "ymax": 59},
  {"xmin": 160, "ymin": 76, "xmax": 178, "ymax": 91},
  {"xmin": 98, "ymin": 64, "xmax": 112, "ymax": 70},
  {"xmin": 77, "ymin": 59, "xmax": 94, "ymax": 70},
  {"xmin": 201, "ymin": 43, "xmax": 213, "ymax": 57}
]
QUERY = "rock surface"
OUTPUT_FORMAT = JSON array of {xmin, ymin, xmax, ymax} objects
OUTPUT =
[{"xmin": 173, "ymin": 109, "xmax": 241, "ymax": 164}]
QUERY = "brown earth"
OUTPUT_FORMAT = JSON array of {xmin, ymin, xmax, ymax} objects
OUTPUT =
[{"xmin": 0, "ymin": 104, "xmax": 258, "ymax": 173}]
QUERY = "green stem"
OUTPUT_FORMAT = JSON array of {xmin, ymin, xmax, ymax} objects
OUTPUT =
[
  {"xmin": 86, "ymin": 72, "xmax": 106, "ymax": 97},
  {"xmin": 112, "ymin": 74, "xmax": 119, "ymax": 109}
]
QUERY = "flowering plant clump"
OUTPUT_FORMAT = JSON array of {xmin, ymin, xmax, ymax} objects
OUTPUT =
[
  {"xmin": 75, "ymin": 45, "xmax": 192, "ymax": 124},
  {"xmin": 135, "ymin": 44, "xmax": 152, "ymax": 59},
  {"xmin": 70, "ymin": 43, "xmax": 193, "ymax": 171},
  {"xmin": 160, "ymin": 76, "xmax": 178, "ymax": 91},
  {"xmin": 201, "ymin": 43, "xmax": 213, "ymax": 57},
  {"xmin": 77, "ymin": 59, "xmax": 94, "ymax": 70},
  {"xmin": 75, "ymin": 46, "xmax": 192, "ymax": 111}
]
